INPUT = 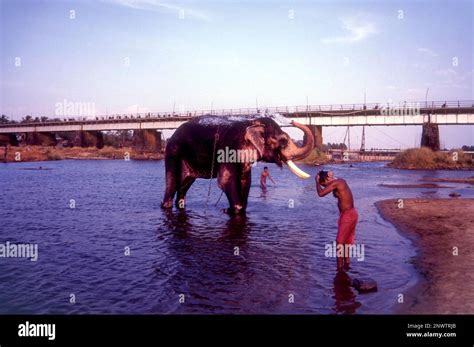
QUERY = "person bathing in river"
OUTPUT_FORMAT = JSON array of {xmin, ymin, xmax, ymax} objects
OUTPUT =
[
  {"xmin": 316, "ymin": 170, "xmax": 358, "ymax": 270},
  {"xmin": 260, "ymin": 166, "xmax": 275, "ymax": 190}
]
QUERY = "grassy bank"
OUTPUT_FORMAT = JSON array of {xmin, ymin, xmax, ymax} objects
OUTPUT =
[
  {"xmin": 388, "ymin": 147, "xmax": 474, "ymax": 170},
  {"xmin": 296, "ymin": 148, "xmax": 329, "ymax": 165}
]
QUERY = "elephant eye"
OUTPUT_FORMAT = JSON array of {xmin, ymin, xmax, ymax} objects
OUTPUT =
[{"xmin": 279, "ymin": 138, "xmax": 288, "ymax": 148}]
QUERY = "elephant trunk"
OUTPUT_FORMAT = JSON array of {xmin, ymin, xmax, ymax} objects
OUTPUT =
[{"xmin": 281, "ymin": 121, "xmax": 315, "ymax": 161}]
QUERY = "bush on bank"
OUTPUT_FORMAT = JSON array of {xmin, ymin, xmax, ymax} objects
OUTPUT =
[{"xmin": 388, "ymin": 147, "xmax": 473, "ymax": 169}]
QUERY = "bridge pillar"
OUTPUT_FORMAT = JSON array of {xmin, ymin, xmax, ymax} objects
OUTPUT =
[
  {"xmin": 304, "ymin": 125, "xmax": 323, "ymax": 149},
  {"xmin": 73, "ymin": 131, "xmax": 104, "ymax": 148},
  {"xmin": 25, "ymin": 132, "xmax": 57, "ymax": 146},
  {"xmin": 133, "ymin": 130, "xmax": 162, "ymax": 152},
  {"xmin": 0, "ymin": 134, "xmax": 19, "ymax": 146},
  {"xmin": 421, "ymin": 123, "xmax": 440, "ymax": 151}
]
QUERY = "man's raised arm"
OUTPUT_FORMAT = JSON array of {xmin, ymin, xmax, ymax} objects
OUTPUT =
[{"xmin": 316, "ymin": 175, "xmax": 337, "ymax": 197}]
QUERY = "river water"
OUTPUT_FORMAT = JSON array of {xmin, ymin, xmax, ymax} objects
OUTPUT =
[{"xmin": 0, "ymin": 160, "xmax": 473, "ymax": 314}]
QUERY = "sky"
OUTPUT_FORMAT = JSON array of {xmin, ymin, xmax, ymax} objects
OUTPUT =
[{"xmin": 1, "ymin": 0, "xmax": 473, "ymax": 149}]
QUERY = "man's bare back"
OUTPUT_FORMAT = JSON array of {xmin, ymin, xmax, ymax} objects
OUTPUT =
[{"xmin": 316, "ymin": 175, "xmax": 354, "ymax": 212}]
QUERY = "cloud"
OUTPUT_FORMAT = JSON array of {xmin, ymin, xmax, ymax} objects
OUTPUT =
[
  {"xmin": 104, "ymin": 0, "xmax": 211, "ymax": 21},
  {"xmin": 417, "ymin": 47, "xmax": 438, "ymax": 57},
  {"xmin": 321, "ymin": 15, "xmax": 376, "ymax": 44},
  {"xmin": 406, "ymin": 88, "xmax": 424, "ymax": 94},
  {"xmin": 411, "ymin": 62, "xmax": 429, "ymax": 70},
  {"xmin": 434, "ymin": 68, "xmax": 472, "ymax": 89},
  {"xmin": 435, "ymin": 68, "xmax": 456, "ymax": 77}
]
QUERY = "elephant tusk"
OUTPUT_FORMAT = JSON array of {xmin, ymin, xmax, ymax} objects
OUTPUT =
[{"xmin": 286, "ymin": 160, "xmax": 311, "ymax": 179}]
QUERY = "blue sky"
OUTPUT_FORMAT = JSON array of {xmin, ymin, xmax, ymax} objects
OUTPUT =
[{"xmin": 1, "ymin": 0, "xmax": 473, "ymax": 148}]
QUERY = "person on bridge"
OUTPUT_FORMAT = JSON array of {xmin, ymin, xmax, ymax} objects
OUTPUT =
[
  {"xmin": 316, "ymin": 170, "xmax": 358, "ymax": 270},
  {"xmin": 260, "ymin": 166, "xmax": 275, "ymax": 190}
]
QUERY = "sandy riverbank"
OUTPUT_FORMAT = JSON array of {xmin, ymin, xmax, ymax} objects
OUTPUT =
[
  {"xmin": 376, "ymin": 198, "xmax": 474, "ymax": 314},
  {"xmin": 0, "ymin": 146, "xmax": 164, "ymax": 162},
  {"xmin": 421, "ymin": 176, "xmax": 474, "ymax": 185},
  {"xmin": 378, "ymin": 183, "xmax": 453, "ymax": 189}
]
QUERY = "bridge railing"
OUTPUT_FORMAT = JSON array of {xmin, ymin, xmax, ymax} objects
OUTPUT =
[{"xmin": 1, "ymin": 100, "xmax": 473, "ymax": 127}]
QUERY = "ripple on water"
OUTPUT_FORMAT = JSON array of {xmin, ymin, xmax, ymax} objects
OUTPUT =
[{"xmin": 1, "ymin": 160, "xmax": 472, "ymax": 313}]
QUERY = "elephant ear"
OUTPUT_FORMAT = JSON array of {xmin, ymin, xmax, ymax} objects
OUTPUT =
[{"xmin": 245, "ymin": 124, "xmax": 265, "ymax": 158}]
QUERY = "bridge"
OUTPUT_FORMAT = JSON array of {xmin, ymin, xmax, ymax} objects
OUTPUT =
[{"xmin": 1, "ymin": 100, "xmax": 473, "ymax": 151}]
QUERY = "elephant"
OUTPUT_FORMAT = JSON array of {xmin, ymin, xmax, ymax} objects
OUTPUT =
[{"xmin": 161, "ymin": 115, "xmax": 314, "ymax": 214}]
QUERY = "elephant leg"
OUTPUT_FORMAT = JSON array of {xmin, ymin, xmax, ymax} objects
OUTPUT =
[
  {"xmin": 240, "ymin": 168, "xmax": 252, "ymax": 211},
  {"xmin": 218, "ymin": 165, "xmax": 244, "ymax": 214},
  {"xmin": 175, "ymin": 176, "xmax": 195, "ymax": 209},
  {"xmin": 161, "ymin": 156, "xmax": 180, "ymax": 209},
  {"xmin": 223, "ymin": 186, "xmax": 243, "ymax": 214}
]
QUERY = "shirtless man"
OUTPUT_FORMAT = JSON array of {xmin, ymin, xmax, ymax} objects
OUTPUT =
[
  {"xmin": 316, "ymin": 170, "xmax": 358, "ymax": 270},
  {"xmin": 260, "ymin": 166, "xmax": 275, "ymax": 189}
]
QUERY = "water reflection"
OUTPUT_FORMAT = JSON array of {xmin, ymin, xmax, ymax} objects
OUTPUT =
[
  {"xmin": 3, "ymin": 160, "xmax": 470, "ymax": 313},
  {"xmin": 157, "ymin": 210, "xmax": 254, "ymax": 313},
  {"xmin": 160, "ymin": 209, "xmax": 192, "ymax": 237},
  {"xmin": 219, "ymin": 214, "xmax": 251, "ymax": 242},
  {"xmin": 332, "ymin": 270, "xmax": 361, "ymax": 314},
  {"xmin": 160, "ymin": 209, "xmax": 250, "ymax": 241}
]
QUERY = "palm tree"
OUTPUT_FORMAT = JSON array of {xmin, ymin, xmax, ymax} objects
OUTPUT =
[
  {"xmin": 22, "ymin": 115, "xmax": 33, "ymax": 123},
  {"xmin": 0, "ymin": 115, "xmax": 9, "ymax": 124}
]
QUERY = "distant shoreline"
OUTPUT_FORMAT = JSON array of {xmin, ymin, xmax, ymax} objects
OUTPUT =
[
  {"xmin": 1, "ymin": 145, "xmax": 164, "ymax": 163},
  {"xmin": 378, "ymin": 183, "xmax": 453, "ymax": 188},
  {"xmin": 375, "ymin": 198, "xmax": 474, "ymax": 314},
  {"xmin": 3, "ymin": 146, "xmax": 474, "ymax": 171}
]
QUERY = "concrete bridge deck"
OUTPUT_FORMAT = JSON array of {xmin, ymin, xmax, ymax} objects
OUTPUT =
[
  {"xmin": 1, "ymin": 100, "xmax": 472, "ymax": 150},
  {"xmin": 1, "ymin": 100, "xmax": 473, "ymax": 133}
]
